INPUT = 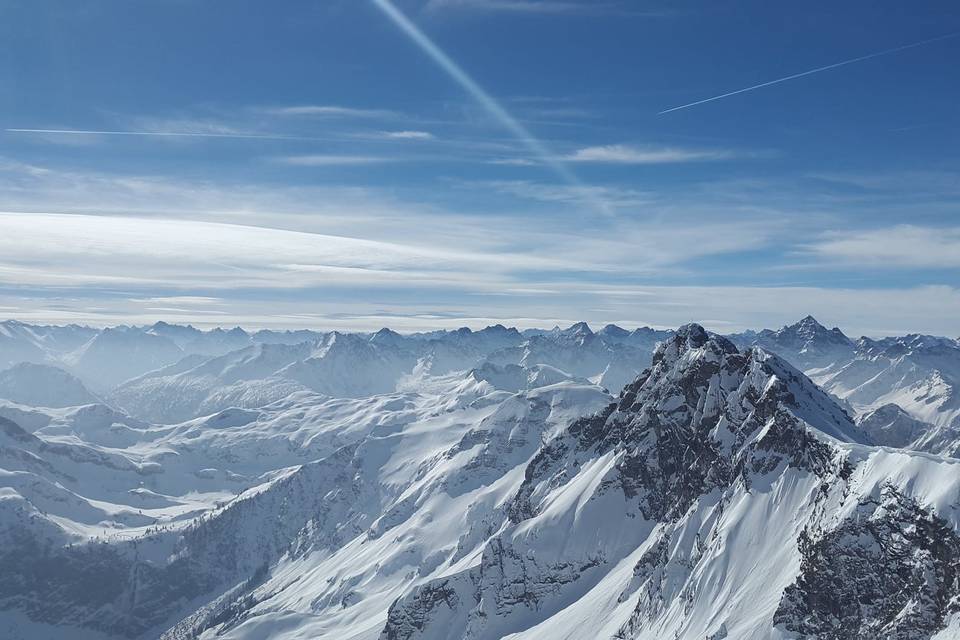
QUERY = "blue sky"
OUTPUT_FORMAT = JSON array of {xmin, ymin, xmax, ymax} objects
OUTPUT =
[{"xmin": 1, "ymin": 0, "xmax": 958, "ymax": 335}]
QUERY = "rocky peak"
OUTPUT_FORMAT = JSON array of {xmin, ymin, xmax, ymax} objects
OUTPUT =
[
  {"xmin": 560, "ymin": 322, "xmax": 593, "ymax": 339},
  {"xmin": 856, "ymin": 403, "xmax": 934, "ymax": 449},
  {"xmin": 778, "ymin": 315, "xmax": 852, "ymax": 347},
  {"xmin": 598, "ymin": 323, "xmax": 630, "ymax": 340},
  {"xmin": 479, "ymin": 324, "xmax": 516, "ymax": 336},
  {"xmin": 511, "ymin": 323, "xmax": 858, "ymax": 525},
  {"xmin": 370, "ymin": 327, "xmax": 405, "ymax": 347},
  {"xmin": 649, "ymin": 322, "xmax": 737, "ymax": 370}
]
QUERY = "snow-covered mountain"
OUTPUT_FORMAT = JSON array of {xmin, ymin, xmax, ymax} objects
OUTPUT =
[
  {"xmin": 108, "ymin": 332, "xmax": 424, "ymax": 423},
  {"xmin": 0, "ymin": 366, "xmax": 612, "ymax": 639},
  {"xmin": 0, "ymin": 320, "xmax": 97, "ymax": 369},
  {"xmin": 731, "ymin": 314, "xmax": 855, "ymax": 369},
  {"xmin": 0, "ymin": 362, "xmax": 99, "ymax": 408},
  {"xmin": 734, "ymin": 316, "xmax": 960, "ymax": 454},
  {"xmin": 854, "ymin": 403, "xmax": 960, "ymax": 456},
  {"xmin": 813, "ymin": 333, "xmax": 960, "ymax": 429},
  {"xmin": 65, "ymin": 327, "xmax": 187, "ymax": 391},
  {"xmin": 2, "ymin": 322, "xmax": 959, "ymax": 640},
  {"xmin": 486, "ymin": 322, "xmax": 657, "ymax": 393},
  {"xmin": 146, "ymin": 321, "xmax": 254, "ymax": 356},
  {"xmin": 108, "ymin": 341, "xmax": 318, "ymax": 423}
]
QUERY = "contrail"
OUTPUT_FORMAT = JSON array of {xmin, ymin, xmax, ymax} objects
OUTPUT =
[
  {"xmin": 659, "ymin": 31, "xmax": 960, "ymax": 115},
  {"xmin": 5, "ymin": 128, "xmax": 309, "ymax": 141},
  {"xmin": 370, "ymin": 0, "xmax": 610, "ymax": 214}
]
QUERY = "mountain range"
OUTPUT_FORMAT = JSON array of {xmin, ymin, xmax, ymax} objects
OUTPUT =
[{"xmin": 0, "ymin": 317, "xmax": 958, "ymax": 639}]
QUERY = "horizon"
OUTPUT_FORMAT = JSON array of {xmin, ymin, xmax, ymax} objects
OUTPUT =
[{"xmin": 2, "ymin": 314, "xmax": 951, "ymax": 341}]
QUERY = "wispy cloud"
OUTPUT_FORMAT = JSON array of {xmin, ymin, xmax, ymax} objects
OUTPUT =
[
  {"xmin": 0, "ymin": 161, "xmax": 779, "ymax": 289},
  {"xmin": 263, "ymin": 105, "xmax": 401, "ymax": 119},
  {"xmin": 128, "ymin": 296, "xmax": 225, "ymax": 306},
  {"xmin": 804, "ymin": 225, "xmax": 960, "ymax": 268},
  {"xmin": 126, "ymin": 116, "xmax": 251, "ymax": 136},
  {"xmin": 0, "ymin": 211, "xmax": 557, "ymax": 291},
  {"xmin": 272, "ymin": 154, "xmax": 398, "ymax": 166},
  {"xmin": 563, "ymin": 144, "xmax": 737, "ymax": 164},
  {"xmin": 6, "ymin": 127, "xmax": 307, "ymax": 141},
  {"xmin": 477, "ymin": 179, "xmax": 652, "ymax": 208},
  {"xmin": 380, "ymin": 130, "xmax": 435, "ymax": 140},
  {"xmin": 3, "ymin": 159, "xmax": 953, "ymax": 334},
  {"xmin": 487, "ymin": 158, "xmax": 538, "ymax": 166}
]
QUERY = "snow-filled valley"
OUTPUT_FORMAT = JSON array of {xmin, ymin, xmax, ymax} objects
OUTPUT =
[{"xmin": 1, "ymin": 317, "xmax": 959, "ymax": 640}]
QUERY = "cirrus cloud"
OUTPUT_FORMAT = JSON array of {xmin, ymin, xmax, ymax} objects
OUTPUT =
[
  {"xmin": 563, "ymin": 144, "xmax": 738, "ymax": 164},
  {"xmin": 805, "ymin": 225, "xmax": 960, "ymax": 268}
]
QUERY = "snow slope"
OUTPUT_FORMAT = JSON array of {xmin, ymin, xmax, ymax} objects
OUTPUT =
[
  {"xmin": 735, "ymin": 316, "xmax": 960, "ymax": 455},
  {"xmin": 0, "ymin": 362, "xmax": 100, "ymax": 408}
]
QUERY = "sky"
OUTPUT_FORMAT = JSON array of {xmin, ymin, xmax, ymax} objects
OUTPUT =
[{"xmin": 0, "ymin": 0, "xmax": 958, "ymax": 336}]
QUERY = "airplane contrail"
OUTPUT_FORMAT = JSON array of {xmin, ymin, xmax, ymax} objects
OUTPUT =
[
  {"xmin": 659, "ymin": 31, "xmax": 960, "ymax": 115},
  {"xmin": 370, "ymin": 0, "xmax": 611, "ymax": 214},
  {"xmin": 5, "ymin": 128, "xmax": 310, "ymax": 141}
]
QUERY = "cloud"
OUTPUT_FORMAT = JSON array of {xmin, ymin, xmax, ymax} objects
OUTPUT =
[
  {"xmin": 0, "ymin": 212, "xmax": 568, "ymax": 292},
  {"xmin": 563, "ymin": 144, "xmax": 737, "ymax": 164},
  {"xmin": 477, "ymin": 179, "xmax": 652, "ymax": 209},
  {"xmin": 6, "ymin": 127, "xmax": 306, "ymax": 142},
  {"xmin": 2, "ymin": 160, "xmax": 951, "ymax": 336},
  {"xmin": 263, "ymin": 105, "xmax": 400, "ymax": 119},
  {"xmin": 127, "ymin": 117, "xmax": 251, "ymax": 136},
  {"xmin": 487, "ymin": 158, "xmax": 538, "ymax": 166},
  {"xmin": 128, "ymin": 296, "xmax": 225, "ymax": 306},
  {"xmin": 380, "ymin": 130, "xmax": 435, "ymax": 140},
  {"xmin": 3, "ymin": 280, "xmax": 956, "ymax": 337},
  {"xmin": 804, "ymin": 225, "xmax": 960, "ymax": 268},
  {"xmin": 272, "ymin": 154, "xmax": 398, "ymax": 166}
]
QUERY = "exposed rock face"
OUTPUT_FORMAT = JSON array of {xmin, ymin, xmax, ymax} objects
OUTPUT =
[
  {"xmin": 857, "ymin": 402, "xmax": 936, "ymax": 448},
  {"xmin": 509, "ymin": 324, "xmax": 859, "ymax": 526},
  {"xmin": 775, "ymin": 486, "xmax": 960, "ymax": 639}
]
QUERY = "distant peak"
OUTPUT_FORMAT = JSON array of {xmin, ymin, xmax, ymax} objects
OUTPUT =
[
  {"xmin": 599, "ymin": 323, "xmax": 629, "ymax": 336},
  {"xmin": 791, "ymin": 315, "xmax": 826, "ymax": 331},
  {"xmin": 370, "ymin": 327, "xmax": 403, "ymax": 344},
  {"xmin": 779, "ymin": 315, "xmax": 852, "ymax": 346},
  {"xmin": 482, "ymin": 323, "xmax": 519, "ymax": 335},
  {"xmin": 565, "ymin": 322, "xmax": 593, "ymax": 336}
]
